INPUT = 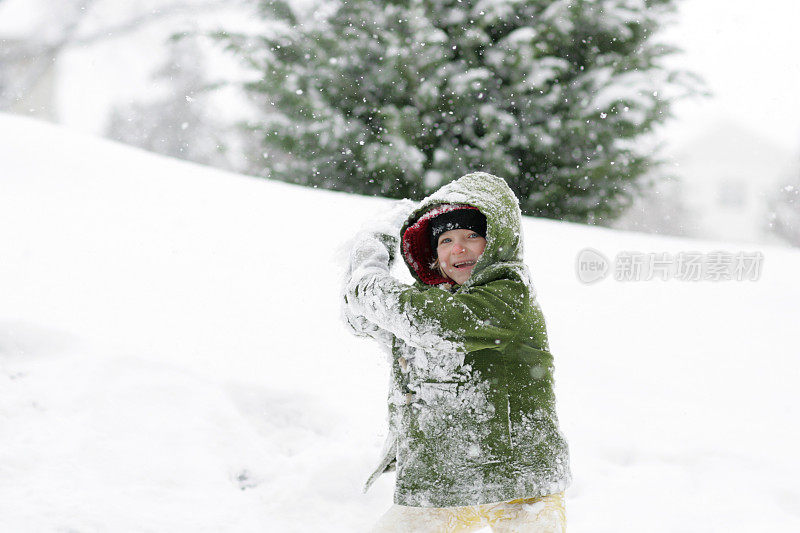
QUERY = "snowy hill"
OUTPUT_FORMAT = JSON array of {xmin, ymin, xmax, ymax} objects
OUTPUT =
[{"xmin": 1, "ymin": 113, "xmax": 799, "ymax": 531}]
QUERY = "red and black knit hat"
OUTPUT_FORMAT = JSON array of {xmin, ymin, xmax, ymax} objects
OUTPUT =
[{"xmin": 401, "ymin": 204, "xmax": 486, "ymax": 285}]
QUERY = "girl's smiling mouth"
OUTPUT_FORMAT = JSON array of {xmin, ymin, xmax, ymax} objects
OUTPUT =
[{"xmin": 454, "ymin": 260, "xmax": 477, "ymax": 268}]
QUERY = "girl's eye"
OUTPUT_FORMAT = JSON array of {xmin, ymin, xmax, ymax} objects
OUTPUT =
[{"xmin": 439, "ymin": 238, "xmax": 451, "ymax": 245}]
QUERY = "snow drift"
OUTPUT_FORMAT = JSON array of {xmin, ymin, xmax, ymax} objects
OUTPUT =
[{"xmin": 1, "ymin": 113, "xmax": 799, "ymax": 531}]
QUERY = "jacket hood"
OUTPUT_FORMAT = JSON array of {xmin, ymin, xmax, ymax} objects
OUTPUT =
[{"xmin": 400, "ymin": 172, "xmax": 524, "ymax": 288}]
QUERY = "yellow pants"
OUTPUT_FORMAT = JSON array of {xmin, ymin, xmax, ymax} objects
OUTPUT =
[{"xmin": 370, "ymin": 492, "xmax": 566, "ymax": 533}]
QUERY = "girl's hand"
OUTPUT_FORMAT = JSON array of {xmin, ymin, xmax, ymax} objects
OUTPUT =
[
  {"xmin": 383, "ymin": 198, "xmax": 417, "ymax": 235},
  {"xmin": 349, "ymin": 233, "xmax": 389, "ymax": 270},
  {"xmin": 367, "ymin": 198, "xmax": 417, "ymax": 240},
  {"xmin": 368, "ymin": 198, "xmax": 417, "ymax": 265},
  {"xmin": 350, "ymin": 198, "xmax": 415, "ymax": 268}
]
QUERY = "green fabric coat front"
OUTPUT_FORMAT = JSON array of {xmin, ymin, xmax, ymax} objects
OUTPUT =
[{"xmin": 343, "ymin": 172, "xmax": 571, "ymax": 507}]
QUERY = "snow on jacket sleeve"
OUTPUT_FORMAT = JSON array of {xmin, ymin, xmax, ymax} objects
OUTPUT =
[
  {"xmin": 343, "ymin": 232, "xmax": 527, "ymax": 356},
  {"xmin": 341, "ymin": 295, "xmax": 396, "ymax": 350},
  {"xmin": 340, "ymin": 199, "xmax": 416, "ymax": 349}
]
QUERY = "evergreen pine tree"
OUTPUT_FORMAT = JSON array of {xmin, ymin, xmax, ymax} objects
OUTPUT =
[{"xmin": 226, "ymin": 0, "xmax": 695, "ymax": 222}]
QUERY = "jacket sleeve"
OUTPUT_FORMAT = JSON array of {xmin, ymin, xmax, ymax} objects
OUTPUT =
[
  {"xmin": 341, "ymin": 294, "xmax": 396, "ymax": 349},
  {"xmin": 343, "ymin": 233, "xmax": 528, "ymax": 355},
  {"xmin": 340, "ymin": 199, "xmax": 417, "ymax": 349}
]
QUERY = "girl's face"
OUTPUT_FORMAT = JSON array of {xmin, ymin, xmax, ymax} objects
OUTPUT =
[{"xmin": 436, "ymin": 229, "xmax": 487, "ymax": 285}]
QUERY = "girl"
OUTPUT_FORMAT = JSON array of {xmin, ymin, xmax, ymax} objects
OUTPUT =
[{"xmin": 342, "ymin": 172, "xmax": 571, "ymax": 532}]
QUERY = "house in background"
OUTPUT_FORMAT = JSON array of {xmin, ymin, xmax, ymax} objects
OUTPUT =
[
  {"xmin": 0, "ymin": 37, "xmax": 57, "ymax": 122},
  {"xmin": 670, "ymin": 120, "xmax": 797, "ymax": 245},
  {"xmin": 615, "ymin": 119, "xmax": 798, "ymax": 246},
  {"xmin": 0, "ymin": 0, "xmax": 58, "ymax": 122}
]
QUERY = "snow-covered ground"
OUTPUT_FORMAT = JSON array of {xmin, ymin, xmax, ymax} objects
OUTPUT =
[{"xmin": 1, "ymin": 113, "xmax": 799, "ymax": 531}]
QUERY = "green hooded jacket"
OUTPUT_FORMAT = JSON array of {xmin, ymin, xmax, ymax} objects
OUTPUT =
[{"xmin": 342, "ymin": 172, "xmax": 570, "ymax": 507}]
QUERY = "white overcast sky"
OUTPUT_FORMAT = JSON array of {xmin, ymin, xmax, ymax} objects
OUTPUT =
[{"xmin": 661, "ymin": 0, "xmax": 800, "ymax": 154}]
